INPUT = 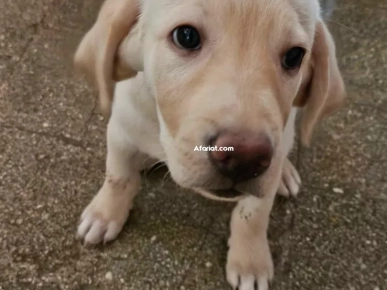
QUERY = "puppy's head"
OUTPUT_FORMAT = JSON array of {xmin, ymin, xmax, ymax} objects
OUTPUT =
[{"xmin": 75, "ymin": 0, "xmax": 345, "ymax": 198}]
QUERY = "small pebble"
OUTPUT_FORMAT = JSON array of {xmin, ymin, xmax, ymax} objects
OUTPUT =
[
  {"xmin": 205, "ymin": 262, "xmax": 212, "ymax": 268},
  {"xmin": 332, "ymin": 187, "xmax": 344, "ymax": 194},
  {"xmin": 105, "ymin": 271, "xmax": 113, "ymax": 281},
  {"xmin": 151, "ymin": 236, "xmax": 157, "ymax": 243}
]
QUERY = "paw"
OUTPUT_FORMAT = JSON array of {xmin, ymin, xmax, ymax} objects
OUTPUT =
[
  {"xmin": 278, "ymin": 157, "xmax": 301, "ymax": 197},
  {"xmin": 77, "ymin": 178, "xmax": 138, "ymax": 245},
  {"xmin": 226, "ymin": 237, "xmax": 273, "ymax": 290}
]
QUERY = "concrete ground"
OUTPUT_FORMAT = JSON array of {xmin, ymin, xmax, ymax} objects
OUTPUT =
[{"xmin": 0, "ymin": 0, "xmax": 386, "ymax": 289}]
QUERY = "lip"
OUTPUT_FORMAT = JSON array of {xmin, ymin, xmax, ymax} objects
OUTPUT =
[{"xmin": 211, "ymin": 188, "xmax": 245, "ymax": 198}]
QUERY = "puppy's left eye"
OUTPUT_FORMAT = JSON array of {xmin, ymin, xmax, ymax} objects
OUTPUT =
[
  {"xmin": 281, "ymin": 47, "xmax": 306, "ymax": 70},
  {"xmin": 172, "ymin": 26, "xmax": 201, "ymax": 50}
]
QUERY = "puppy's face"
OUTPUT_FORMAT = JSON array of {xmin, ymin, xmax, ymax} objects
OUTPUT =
[
  {"xmin": 139, "ymin": 0, "xmax": 312, "ymax": 193},
  {"xmin": 75, "ymin": 0, "xmax": 345, "ymax": 198}
]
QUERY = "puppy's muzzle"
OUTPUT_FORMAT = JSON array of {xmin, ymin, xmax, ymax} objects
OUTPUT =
[{"xmin": 192, "ymin": 131, "xmax": 273, "ymax": 202}]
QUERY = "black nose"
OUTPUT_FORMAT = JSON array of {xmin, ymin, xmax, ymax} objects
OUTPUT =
[{"xmin": 208, "ymin": 132, "xmax": 273, "ymax": 184}]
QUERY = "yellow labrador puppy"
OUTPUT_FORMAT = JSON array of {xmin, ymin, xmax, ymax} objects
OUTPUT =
[{"xmin": 75, "ymin": 0, "xmax": 345, "ymax": 288}]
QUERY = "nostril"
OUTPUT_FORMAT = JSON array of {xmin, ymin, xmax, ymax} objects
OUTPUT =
[
  {"xmin": 206, "ymin": 133, "xmax": 234, "ymax": 165},
  {"xmin": 222, "ymin": 154, "xmax": 232, "ymax": 165},
  {"xmin": 210, "ymin": 149, "xmax": 232, "ymax": 163},
  {"xmin": 258, "ymin": 158, "xmax": 271, "ymax": 168},
  {"xmin": 206, "ymin": 133, "xmax": 218, "ymax": 147},
  {"xmin": 254, "ymin": 144, "xmax": 273, "ymax": 168}
]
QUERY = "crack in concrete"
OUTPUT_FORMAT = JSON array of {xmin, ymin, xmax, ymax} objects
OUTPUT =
[
  {"xmin": 174, "ymin": 217, "xmax": 215, "ymax": 289},
  {"xmin": 4, "ymin": 0, "xmax": 66, "ymax": 81},
  {"xmin": 332, "ymin": 2, "xmax": 387, "ymax": 14},
  {"xmin": 7, "ymin": 17, "xmax": 47, "ymax": 79},
  {"xmin": 1, "ymin": 122, "xmax": 86, "ymax": 150},
  {"xmin": 353, "ymin": 103, "xmax": 387, "ymax": 121},
  {"xmin": 80, "ymin": 96, "xmax": 98, "ymax": 144}
]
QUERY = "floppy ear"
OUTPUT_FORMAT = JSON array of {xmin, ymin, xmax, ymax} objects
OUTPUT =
[
  {"xmin": 293, "ymin": 20, "xmax": 346, "ymax": 146},
  {"xmin": 74, "ymin": 0, "xmax": 142, "ymax": 117}
]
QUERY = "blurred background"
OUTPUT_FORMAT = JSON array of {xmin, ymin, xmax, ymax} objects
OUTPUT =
[{"xmin": 0, "ymin": 0, "xmax": 386, "ymax": 289}]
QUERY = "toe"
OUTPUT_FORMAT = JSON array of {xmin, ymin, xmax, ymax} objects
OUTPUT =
[
  {"xmin": 226, "ymin": 268, "xmax": 239, "ymax": 289},
  {"xmin": 278, "ymin": 180, "xmax": 290, "ymax": 197},
  {"xmin": 103, "ymin": 222, "xmax": 123, "ymax": 244},
  {"xmin": 286, "ymin": 159, "xmax": 301, "ymax": 186},
  {"xmin": 291, "ymin": 166, "xmax": 301, "ymax": 185},
  {"xmin": 283, "ymin": 172, "xmax": 300, "ymax": 196},
  {"xmin": 240, "ymin": 275, "xmax": 256, "ymax": 290},
  {"xmin": 84, "ymin": 220, "xmax": 107, "ymax": 245},
  {"xmin": 77, "ymin": 216, "xmax": 93, "ymax": 238},
  {"xmin": 257, "ymin": 277, "xmax": 269, "ymax": 290},
  {"xmin": 278, "ymin": 158, "xmax": 302, "ymax": 197}
]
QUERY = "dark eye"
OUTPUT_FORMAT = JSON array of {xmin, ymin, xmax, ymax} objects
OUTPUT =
[
  {"xmin": 172, "ymin": 26, "xmax": 201, "ymax": 50},
  {"xmin": 281, "ymin": 47, "xmax": 306, "ymax": 70}
]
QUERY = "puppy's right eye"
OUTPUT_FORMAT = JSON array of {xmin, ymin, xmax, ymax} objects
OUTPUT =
[
  {"xmin": 281, "ymin": 47, "xmax": 305, "ymax": 70},
  {"xmin": 172, "ymin": 26, "xmax": 201, "ymax": 50}
]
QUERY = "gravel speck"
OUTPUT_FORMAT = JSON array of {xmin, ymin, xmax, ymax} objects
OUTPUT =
[
  {"xmin": 105, "ymin": 271, "xmax": 113, "ymax": 281},
  {"xmin": 332, "ymin": 187, "xmax": 344, "ymax": 194}
]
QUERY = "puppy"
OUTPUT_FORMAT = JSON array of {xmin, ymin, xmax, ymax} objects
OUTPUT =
[{"xmin": 74, "ymin": 0, "xmax": 345, "ymax": 288}]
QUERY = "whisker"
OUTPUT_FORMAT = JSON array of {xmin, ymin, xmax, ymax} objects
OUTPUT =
[
  {"xmin": 149, "ymin": 159, "xmax": 167, "ymax": 169},
  {"xmin": 330, "ymin": 3, "xmax": 367, "ymax": 12},
  {"xmin": 326, "ymin": 19, "xmax": 358, "ymax": 34},
  {"xmin": 162, "ymin": 170, "xmax": 171, "ymax": 184},
  {"xmin": 192, "ymin": 188, "xmax": 244, "ymax": 203},
  {"xmin": 145, "ymin": 164, "xmax": 167, "ymax": 180}
]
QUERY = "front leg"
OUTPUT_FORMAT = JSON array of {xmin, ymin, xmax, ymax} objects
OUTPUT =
[
  {"xmin": 77, "ymin": 122, "xmax": 146, "ymax": 245},
  {"xmin": 226, "ymin": 193, "xmax": 276, "ymax": 290},
  {"xmin": 226, "ymin": 109, "xmax": 296, "ymax": 289}
]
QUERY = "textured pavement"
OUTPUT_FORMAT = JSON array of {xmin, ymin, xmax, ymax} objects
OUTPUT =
[{"xmin": 0, "ymin": 0, "xmax": 386, "ymax": 289}]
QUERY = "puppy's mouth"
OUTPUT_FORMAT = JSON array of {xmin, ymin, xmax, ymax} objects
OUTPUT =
[{"xmin": 212, "ymin": 188, "xmax": 244, "ymax": 198}]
